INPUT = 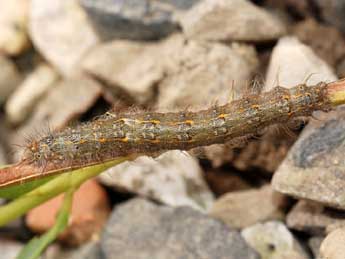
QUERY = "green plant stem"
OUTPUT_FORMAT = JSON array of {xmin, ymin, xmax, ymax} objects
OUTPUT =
[
  {"xmin": 0, "ymin": 157, "xmax": 128, "ymax": 227},
  {"xmin": 16, "ymin": 188, "xmax": 75, "ymax": 259}
]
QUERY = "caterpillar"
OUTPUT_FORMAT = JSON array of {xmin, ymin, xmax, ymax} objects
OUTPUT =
[{"xmin": 1, "ymin": 79, "xmax": 345, "ymax": 187}]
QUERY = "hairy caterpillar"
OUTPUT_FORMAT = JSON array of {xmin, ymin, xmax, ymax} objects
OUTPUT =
[{"xmin": 1, "ymin": 80, "xmax": 345, "ymax": 187}]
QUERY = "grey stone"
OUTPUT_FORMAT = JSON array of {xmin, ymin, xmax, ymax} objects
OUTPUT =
[
  {"xmin": 265, "ymin": 37, "xmax": 337, "ymax": 92},
  {"xmin": 272, "ymin": 107, "xmax": 345, "ymax": 210},
  {"xmin": 179, "ymin": 0, "xmax": 287, "ymax": 42},
  {"xmin": 242, "ymin": 221, "xmax": 310, "ymax": 259},
  {"xmin": 287, "ymin": 200, "xmax": 345, "ymax": 235},
  {"xmin": 0, "ymin": 55, "xmax": 22, "ymax": 105},
  {"xmin": 101, "ymin": 198, "xmax": 259, "ymax": 259},
  {"xmin": 80, "ymin": 0, "xmax": 199, "ymax": 40},
  {"xmin": 320, "ymin": 227, "xmax": 345, "ymax": 259},
  {"xmin": 210, "ymin": 185, "xmax": 287, "ymax": 229},
  {"xmin": 99, "ymin": 150, "xmax": 214, "ymax": 211},
  {"xmin": 30, "ymin": 0, "xmax": 99, "ymax": 76}
]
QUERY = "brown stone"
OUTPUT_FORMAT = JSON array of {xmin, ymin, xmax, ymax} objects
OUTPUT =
[
  {"xmin": 26, "ymin": 179, "xmax": 111, "ymax": 246},
  {"xmin": 287, "ymin": 200, "xmax": 345, "ymax": 235},
  {"xmin": 210, "ymin": 185, "xmax": 287, "ymax": 229}
]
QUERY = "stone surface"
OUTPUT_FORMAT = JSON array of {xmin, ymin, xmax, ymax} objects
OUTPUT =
[
  {"xmin": 0, "ymin": 0, "xmax": 30, "ymax": 55},
  {"xmin": 242, "ymin": 221, "xmax": 309, "ymax": 259},
  {"xmin": 5, "ymin": 64, "xmax": 59, "ymax": 125},
  {"xmin": 293, "ymin": 19, "xmax": 345, "ymax": 67},
  {"xmin": 178, "ymin": 0, "xmax": 287, "ymax": 42},
  {"xmin": 82, "ymin": 38, "xmax": 164, "ymax": 104},
  {"xmin": 320, "ymin": 227, "xmax": 345, "ymax": 259},
  {"xmin": 30, "ymin": 0, "xmax": 99, "ymax": 76},
  {"xmin": 17, "ymin": 76, "xmax": 106, "ymax": 134},
  {"xmin": 80, "ymin": 0, "xmax": 199, "ymax": 40},
  {"xmin": 287, "ymin": 200, "xmax": 345, "ymax": 235},
  {"xmin": 43, "ymin": 241, "xmax": 102, "ymax": 259},
  {"xmin": 156, "ymin": 40, "xmax": 258, "ymax": 109},
  {"xmin": 82, "ymin": 34, "xmax": 258, "ymax": 105},
  {"xmin": 0, "ymin": 238, "xmax": 24, "ymax": 259},
  {"xmin": 272, "ymin": 107, "xmax": 345, "ymax": 210},
  {"xmin": 101, "ymin": 198, "xmax": 259, "ymax": 259},
  {"xmin": 26, "ymin": 179, "xmax": 111, "ymax": 246},
  {"xmin": 0, "ymin": 55, "xmax": 22, "ymax": 105},
  {"xmin": 210, "ymin": 185, "xmax": 286, "ymax": 229},
  {"xmin": 99, "ymin": 150, "xmax": 214, "ymax": 211},
  {"xmin": 265, "ymin": 36, "xmax": 337, "ymax": 91},
  {"xmin": 314, "ymin": 0, "xmax": 345, "ymax": 33}
]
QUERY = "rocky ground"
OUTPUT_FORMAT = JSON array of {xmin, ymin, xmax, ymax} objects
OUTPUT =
[{"xmin": 1, "ymin": 0, "xmax": 345, "ymax": 258}]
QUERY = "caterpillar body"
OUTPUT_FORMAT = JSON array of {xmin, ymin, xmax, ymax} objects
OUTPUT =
[{"xmin": 24, "ymin": 82, "xmax": 331, "ymax": 170}]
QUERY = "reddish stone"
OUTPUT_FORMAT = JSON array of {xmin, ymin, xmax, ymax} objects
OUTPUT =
[{"xmin": 26, "ymin": 179, "xmax": 111, "ymax": 246}]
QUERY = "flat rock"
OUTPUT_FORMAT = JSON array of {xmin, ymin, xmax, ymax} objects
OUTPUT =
[
  {"xmin": 80, "ymin": 0, "xmax": 199, "ymax": 40},
  {"xmin": 210, "ymin": 185, "xmax": 287, "ymax": 229},
  {"xmin": 320, "ymin": 227, "xmax": 345, "ymax": 259},
  {"xmin": 30, "ymin": 0, "xmax": 99, "ymax": 76},
  {"xmin": 242, "ymin": 221, "xmax": 310, "ymax": 259},
  {"xmin": 265, "ymin": 36, "xmax": 337, "ymax": 91},
  {"xmin": 26, "ymin": 179, "xmax": 111, "ymax": 246},
  {"xmin": 101, "ymin": 198, "xmax": 259, "ymax": 259},
  {"xmin": 99, "ymin": 150, "xmax": 214, "ymax": 211},
  {"xmin": 272, "ymin": 107, "xmax": 345, "ymax": 209},
  {"xmin": 0, "ymin": 55, "xmax": 22, "ymax": 105},
  {"xmin": 178, "ymin": 0, "xmax": 286, "ymax": 42},
  {"xmin": 5, "ymin": 64, "xmax": 59, "ymax": 125},
  {"xmin": 81, "ymin": 38, "xmax": 165, "ymax": 104},
  {"xmin": 287, "ymin": 200, "xmax": 345, "ymax": 235},
  {"xmin": 0, "ymin": 0, "xmax": 30, "ymax": 55}
]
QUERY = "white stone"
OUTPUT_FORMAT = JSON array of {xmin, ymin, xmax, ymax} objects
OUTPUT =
[
  {"xmin": 6, "ymin": 64, "xmax": 59, "ymax": 125},
  {"xmin": 99, "ymin": 150, "xmax": 214, "ymax": 211},
  {"xmin": 178, "ymin": 0, "xmax": 286, "ymax": 42},
  {"xmin": 30, "ymin": 0, "xmax": 99, "ymax": 76},
  {"xmin": 242, "ymin": 221, "xmax": 310, "ymax": 259},
  {"xmin": 265, "ymin": 37, "xmax": 337, "ymax": 91},
  {"xmin": 0, "ymin": 0, "xmax": 30, "ymax": 55}
]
